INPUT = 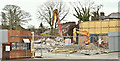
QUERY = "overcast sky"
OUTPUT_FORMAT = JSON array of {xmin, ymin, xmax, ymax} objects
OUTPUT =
[{"xmin": 0, "ymin": 0, "xmax": 120, "ymax": 28}]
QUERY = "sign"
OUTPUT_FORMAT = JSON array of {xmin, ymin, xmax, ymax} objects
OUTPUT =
[
  {"xmin": 65, "ymin": 38, "xmax": 71, "ymax": 45},
  {"xmin": 23, "ymin": 39, "xmax": 30, "ymax": 43},
  {"xmin": 6, "ymin": 46, "xmax": 10, "ymax": 51},
  {"xmin": 99, "ymin": 38, "xmax": 102, "ymax": 44}
]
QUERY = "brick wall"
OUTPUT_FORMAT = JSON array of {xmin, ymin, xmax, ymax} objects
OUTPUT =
[
  {"xmin": 78, "ymin": 35, "xmax": 108, "ymax": 45},
  {"xmin": 10, "ymin": 50, "xmax": 31, "ymax": 58},
  {"xmin": 8, "ymin": 30, "xmax": 31, "ymax": 43},
  {"xmin": 2, "ymin": 43, "xmax": 10, "ymax": 60},
  {"xmin": 78, "ymin": 36, "xmax": 87, "ymax": 45}
]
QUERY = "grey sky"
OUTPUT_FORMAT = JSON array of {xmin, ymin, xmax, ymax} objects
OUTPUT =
[{"xmin": 0, "ymin": 0, "xmax": 119, "ymax": 28}]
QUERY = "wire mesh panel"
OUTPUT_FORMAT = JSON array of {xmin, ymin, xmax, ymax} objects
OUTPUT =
[
  {"xmin": 8, "ymin": 35, "xmax": 109, "ymax": 58},
  {"xmin": 34, "ymin": 35, "xmax": 109, "ymax": 57},
  {"xmin": 77, "ymin": 35, "xmax": 109, "ymax": 55}
]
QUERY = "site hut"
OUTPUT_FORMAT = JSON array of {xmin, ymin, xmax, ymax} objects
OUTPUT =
[{"xmin": 0, "ymin": 30, "xmax": 32, "ymax": 60}]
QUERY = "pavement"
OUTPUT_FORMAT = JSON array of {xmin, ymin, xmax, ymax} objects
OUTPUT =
[
  {"xmin": 1, "ymin": 52, "xmax": 120, "ymax": 61},
  {"xmin": 35, "ymin": 51, "xmax": 119, "ymax": 59},
  {"xmin": 2, "ymin": 59, "xmax": 119, "ymax": 61}
]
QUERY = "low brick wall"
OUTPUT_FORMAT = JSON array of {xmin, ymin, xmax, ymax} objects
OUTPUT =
[{"xmin": 10, "ymin": 50, "xmax": 31, "ymax": 58}]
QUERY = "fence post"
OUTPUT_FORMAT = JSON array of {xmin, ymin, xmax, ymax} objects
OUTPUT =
[
  {"xmin": 89, "ymin": 36, "xmax": 91, "ymax": 55},
  {"xmin": 31, "ymin": 32, "xmax": 35, "ymax": 58}
]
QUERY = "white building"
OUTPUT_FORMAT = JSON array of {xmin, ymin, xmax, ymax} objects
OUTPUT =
[
  {"xmin": 0, "ymin": 30, "xmax": 8, "ymax": 60},
  {"xmin": 118, "ymin": 1, "xmax": 120, "ymax": 12}
]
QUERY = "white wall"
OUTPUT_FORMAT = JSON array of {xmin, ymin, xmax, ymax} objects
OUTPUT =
[
  {"xmin": 108, "ymin": 32, "xmax": 120, "ymax": 52},
  {"xmin": 0, "ymin": 44, "xmax": 2, "ymax": 59},
  {"xmin": 0, "ymin": 30, "xmax": 8, "ymax": 59},
  {"xmin": 118, "ymin": 1, "xmax": 120, "ymax": 12},
  {"xmin": 0, "ymin": 30, "xmax": 2, "ymax": 59}
]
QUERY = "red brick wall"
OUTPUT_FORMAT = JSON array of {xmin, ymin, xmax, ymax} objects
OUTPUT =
[
  {"xmin": 78, "ymin": 35, "xmax": 108, "ymax": 45},
  {"xmin": 10, "ymin": 50, "xmax": 31, "ymax": 58},
  {"xmin": 2, "ymin": 43, "xmax": 10, "ymax": 60},
  {"xmin": 8, "ymin": 30, "xmax": 31, "ymax": 43},
  {"xmin": 78, "ymin": 36, "xmax": 87, "ymax": 45}
]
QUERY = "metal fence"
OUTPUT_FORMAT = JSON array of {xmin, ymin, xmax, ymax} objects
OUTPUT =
[
  {"xmin": 9, "ymin": 35, "xmax": 109, "ymax": 58},
  {"xmin": 33, "ymin": 36, "xmax": 109, "ymax": 57}
]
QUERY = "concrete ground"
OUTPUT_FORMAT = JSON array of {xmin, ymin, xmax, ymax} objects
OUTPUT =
[
  {"xmin": 35, "ymin": 52, "xmax": 119, "ymax": 59},
  {"xmin": 2, "ymin": 59, "xmax": 119, "ymax": 61},
  {"xmin": 1, "ymin": 52, "xmax": 120, "ymax": 61}
]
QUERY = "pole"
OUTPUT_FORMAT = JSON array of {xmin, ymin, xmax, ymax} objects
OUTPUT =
[
  {"xmin": 31, "ymin": 32, "xmax": 35, "ymax": 58},
  {"xmin": 89, "ymin": 37, "xmax": 91, "ymax": 55},
  {"xmin": 41, "ymin": 37, "xmax": 43, "ymax": 57},
  {"xmin": 26, "ymin": 43, "xmax": 27, "ymax": 56},
  {"xmin": 78, "ymin": 30, "xmax": 80, "ymax": 50}
]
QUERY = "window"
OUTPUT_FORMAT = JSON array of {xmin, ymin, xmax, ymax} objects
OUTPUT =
[{"xmin": 12, "ymin": 43, "xmax": 31, "ymax": 50}]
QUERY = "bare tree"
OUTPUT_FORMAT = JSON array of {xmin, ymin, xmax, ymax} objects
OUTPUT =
[
  {"xmin": 2, "ymin": 5, "xmax": 31, "ymax": 30},
  {"xmin": 1, "ymin": 12, "xmax": 7, "ymax": 25},
  {"xmin": 39, "ymin": 22, "xmax": 45, "ymax": 33},
  {"xmin": 37, "ymin": 0, "xmax": 69, "ymax": 35},
  {"xmin": 72, "ymin": 1, "xmax": 103, "ymax": 21},
  {"xmin": 91, "ymin": 4, "xmax": 103, "ymax": 20}
]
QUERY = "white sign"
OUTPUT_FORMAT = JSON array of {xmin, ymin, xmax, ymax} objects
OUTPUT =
[
  {"xmin": 65, "ymin": 38, "xmax": 71, "ymax": 45},
  {"xmin": 99, "ymin": 38, "xmax": 102, "ymax": 44},
  {"xmin": 23, "ymin": 39, "xmax": 30, "ymax": 43},
  {"xmin": 6, "ymin": 46, "xmax": 10, "ymax": 51}
]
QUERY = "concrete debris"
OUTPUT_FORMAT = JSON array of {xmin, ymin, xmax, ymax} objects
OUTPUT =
[
  {"xmin": 79, "ymin": 50, "xmax": 109, "ymax": 55},
  {"xmin": 34, "ymin": 37, "xmax": 108, "ymax": 55},
  {"xmin": 34, "ymin": 37, "xmax": 65, "ymax": 50},
  {"xmin": 52, "ymin": 49, "xmax": 77, "ymax": 54}
]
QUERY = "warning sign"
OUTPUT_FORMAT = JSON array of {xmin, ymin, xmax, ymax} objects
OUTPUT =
[
  {"xmin": 65, "ymin": 38, "xmax": 71, "ymax": 45},
  {"xmin": 99, "ymin": 38, "xmax": 102, "ymax": 44},
  {"xmin": 6, "ymin": 46, "xmax": 10, "ymax": 51}
]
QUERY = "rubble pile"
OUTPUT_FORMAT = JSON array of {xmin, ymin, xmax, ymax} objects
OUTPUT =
[{"xmin": 34, "ymin": 37, "xmax": 65, "ymax": 49}]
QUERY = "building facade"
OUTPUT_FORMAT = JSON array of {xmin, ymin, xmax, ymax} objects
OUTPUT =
[
  {"xmin": 118, "ymin": 1, "xmax": 120, "ymax": 12},
  {"xmin": 0, "ymin": 30, "xmax": 32, "ymax": 60},
  {"xmin": 61, "ymin": 22, "xmax": 78, "ymax": 36},
  {"xmin": 0, "ymin": 30, "xmax": 8, "ymax": 60}
]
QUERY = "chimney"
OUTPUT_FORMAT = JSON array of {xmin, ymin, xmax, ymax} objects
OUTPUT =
[
  {"xmin": 100, "ymin": 12, "xmax": 105, "ymax": 20},
  {"xmin": 100, "ymin": 12, "xmax": 105, "ymax": 16}
]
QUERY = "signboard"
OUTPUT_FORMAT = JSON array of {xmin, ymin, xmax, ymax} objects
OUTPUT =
[
  {"xmin": 6, "ymin": 46, "xmax": 10, "ymax": 51},
  {"xmin": 23, "ymin": 39, "xmax": 30, "ymax": 43},
  {"xmin": 65, "ymin": 38, "xmax": 71, "ymax": 45}
]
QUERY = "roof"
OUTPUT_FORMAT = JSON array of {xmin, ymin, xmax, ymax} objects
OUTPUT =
[
  {"xmin": 61, "ymin": 22, "xmax": 76, "ymax": 25},
  {"xmin": 61, "ymin": 22, "xmax": 76, "ymax": 29},
  {"xmin": 62, "ymin": 25, "xmax": 70, "ymax": 29},
  {"xmin": 106, "ymin": 12, "xmax": 120, "ymax": 19}
]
